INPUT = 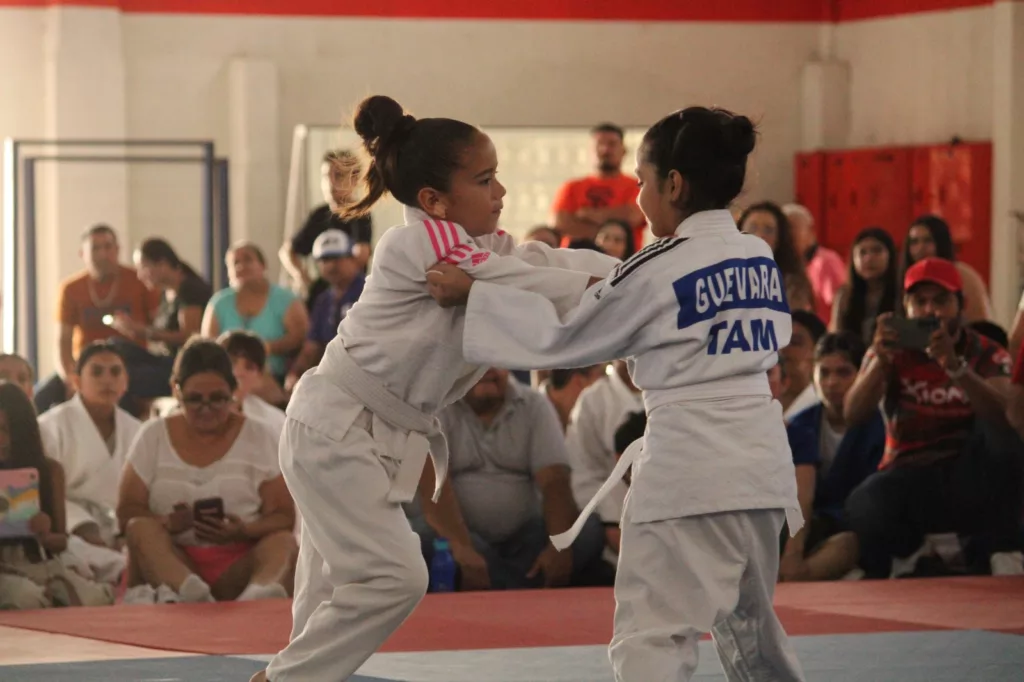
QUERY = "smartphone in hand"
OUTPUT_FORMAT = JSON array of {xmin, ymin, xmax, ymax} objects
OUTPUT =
[
  {"xmin": 887, "ymin": 317, "xmax": 940, "ymax": 351},
  {"xmin": 193, "ymin": 497, "xmax": 225, "ymax": 522}
]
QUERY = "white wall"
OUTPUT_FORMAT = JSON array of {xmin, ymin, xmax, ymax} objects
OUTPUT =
[
  {"xmin": 121, "ymin": 16, "xmax": 819, "ymax": 265},
  {"xmin": 0, "ymin": 9, "xmax": 46, "ymax": 356},
  {"xmin": 834, "ymin": 6, "xmax": 994, "ymax": 147},
  {"xmin": 2, "ymin": 4, "xmax": 1021, "ymax": 370}
]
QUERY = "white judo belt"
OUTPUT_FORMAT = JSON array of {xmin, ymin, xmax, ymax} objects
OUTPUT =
[
  {"xmin": 550, "ymin": 439, "xmax": 806, "ymax": 551},
  {"xmin": 551, "ymin": 439, "xmax": 642, "ymax": 551},
  {"xmin": 320, "ymin": 347, "xmax": 449, "ymax": 504}
]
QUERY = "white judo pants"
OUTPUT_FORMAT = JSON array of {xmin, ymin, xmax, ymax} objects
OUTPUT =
[
  {"xmin": 611, "ymin": 506, "xmax": 805, "ymax": 682},
  {"xmin": 266, "ymin": 412, "xmax": 428, "ymax": 682}
]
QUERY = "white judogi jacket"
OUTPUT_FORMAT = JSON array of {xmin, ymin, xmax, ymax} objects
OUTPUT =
[
  {"xmin": 39, "ymin": 394, "xmax": 141, "ymax": 532},
  {"xmin": 461, "ymin": 210, "xmax": 802, "ymax": 543},
  {"xmin": 565, "ymin": 366, "xmax": 643, "ymax": 524},
  {"xmin": 243, "ymin": 394, "xmax": 286, "ymax": 434},
  {"xmin": 286, "ymin": 206, "xmax": 618, "ymax": 502}
]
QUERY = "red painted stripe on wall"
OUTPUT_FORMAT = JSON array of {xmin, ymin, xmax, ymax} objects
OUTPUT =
[
  {"xmin": 837, "ymin": 0, "xmax": 996, "ymax": 22},
  {"xmin": 0, "ymin": 0, "xmax": 1015, "ymax": 21},
  {"xmin": 0, "ymin": 0, "xmax": 831, "ymax": 21}
]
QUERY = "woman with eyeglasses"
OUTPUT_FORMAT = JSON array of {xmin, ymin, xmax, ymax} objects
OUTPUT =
[{"xmin": 116, "ymin": 337, "xmax": 297, "ymax": 604}]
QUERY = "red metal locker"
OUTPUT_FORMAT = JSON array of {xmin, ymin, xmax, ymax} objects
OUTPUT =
[
  {"xmin": 794, "ymin": 151, "xmax": 826, "ymax": 241},
  {"xmin": 910, "ymin": 142, "xmax": 992, "ymax": 284},
  {"xmin": 856, "ymin": 147, "xmax": 913, "ymax": 239},
  {"xmin": 823, "ymin": 151, "xmax": 855, "ymax": 255}
]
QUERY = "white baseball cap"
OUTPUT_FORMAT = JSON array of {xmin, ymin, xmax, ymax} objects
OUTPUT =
[{"xmin": 312, "ymin": 229, "xmax": 353, "ymax": 259}]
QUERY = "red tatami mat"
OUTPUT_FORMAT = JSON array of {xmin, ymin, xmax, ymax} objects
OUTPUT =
[
  {"xmin": 776, "ymin": 576, "xmax": 1024, "ymax": 631},
  {"xmin": 0, "ymin": 579, "xmax": 1019, "ymax": 656}
]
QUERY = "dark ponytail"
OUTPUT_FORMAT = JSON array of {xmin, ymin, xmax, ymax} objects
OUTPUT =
[
  {"xmin": 340, "ymin": 95, "xmax": 479, "ymax": 219},
  {"xmin": 138, "ymin": 237, "xmax": 201, "ymax": 281},
  {"xmin": 641, "ymin": 107, "xmax": 757, "ymax": 213}
]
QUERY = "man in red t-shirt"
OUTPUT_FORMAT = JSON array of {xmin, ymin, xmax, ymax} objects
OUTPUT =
[
  {"xmin": 842, "ymin": 258, "xmax": 1023, "ymax": 577},
  {"xmin": 551, "ymin": 124, "xmax": 644, "ymax": 248}
]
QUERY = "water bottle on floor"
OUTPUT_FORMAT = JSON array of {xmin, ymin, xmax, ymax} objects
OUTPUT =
[{"xmin": 430, "ymin": 538, "xmax": 456, "ymax": 593}]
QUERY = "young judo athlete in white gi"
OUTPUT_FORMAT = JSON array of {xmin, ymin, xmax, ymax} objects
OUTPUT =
[
  {"xmin": 427, "ymin": 107, "xmax": 807, "ymax": 682},
  {"xmin": 254, "ymin": 96, "xmax": 617, "ymax": 682}
]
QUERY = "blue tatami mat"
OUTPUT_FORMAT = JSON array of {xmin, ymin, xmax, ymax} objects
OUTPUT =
[{"xmin": 6, "ymin": 630, "xmax": 1021, "ymax": 682}]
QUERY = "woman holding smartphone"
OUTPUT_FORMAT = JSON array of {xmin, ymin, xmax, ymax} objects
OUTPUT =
[{"xmin": 117, "ymin": 338, "xmax": 297, "ymax": 604}]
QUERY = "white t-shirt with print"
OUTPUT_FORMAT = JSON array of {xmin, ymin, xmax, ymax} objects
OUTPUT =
[{"xmin": 125, "ymin": 416, "xmax": 281, "ymax": 546}]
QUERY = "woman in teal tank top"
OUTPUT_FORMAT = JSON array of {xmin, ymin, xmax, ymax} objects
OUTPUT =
[{"xmin": 201, "ymin": 242, "xmax": 309, "ymax": 379}]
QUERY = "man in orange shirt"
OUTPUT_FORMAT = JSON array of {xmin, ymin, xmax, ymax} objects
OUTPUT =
[
  {"xmin": 551, "ymin": 124, "xmax": 645, "ymax": 248},
  {"xmin": 34, "ymin": 224, "xmax": 158, "ymax": 413}
]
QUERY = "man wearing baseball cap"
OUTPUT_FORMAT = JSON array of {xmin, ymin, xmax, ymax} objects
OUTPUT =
[
  {"xmin": 842, "ymin": 257, "xmax": 1022, "ymax": 577},
  {"xmin": 284, "ymin": 229, "xmax": 365, "ymax": 392}
]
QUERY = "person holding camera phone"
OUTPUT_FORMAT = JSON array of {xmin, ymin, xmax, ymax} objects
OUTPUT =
[
  {"xmin": 843, "ymin": 257, "xmax": 1024, "ymax": 578},
  {"xmin": 117, "ymin": 338, "xmax": 297, "ymax": 604}
]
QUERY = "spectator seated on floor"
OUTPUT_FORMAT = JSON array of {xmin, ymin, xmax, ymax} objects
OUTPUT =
[
  {"xmin": 202, "ymin": 241, "xmax": 309, "ymax": 384},
  {"xmin": 830, "ymin": 227, "xmax": 899, "ymax": 348},
  {"xmin": 902, "ymin": 215, "xmax": 993, "ymax": 323},
  {"xmin": 739, "ymin": 202, "xmax": 815, "ymax": 314},
  {"xmin": 783, "ymin": 203, "xmax": 846, "ymax": 325},
  {"xmin": 0, "ymin": 353, "xmax": 34, "ymax": 398},
  {"xmin": 103, "ymin": 238, "xmax": 212, "ymax": 413},
  {"xmin": 117, "ymin": 338, "xmax": 297, "ymax": 604},
  {"xmin": 780, "ymin": 310, "xmax": 826, "ymax": 423},
  {"xmin": 218, "ymin": 331, "xmax": 286, "ymax": 434},
  {"xmin": 844, "ymin": 258, "xmax": 1024, "ymax": 578},
  {"xmin": 409, "ymin": 369, "xmax": 606, "ymax": 591},
  {"xmin": 0, "ymin": 383, "xmax": 114, "ymax": 609},
  {"xmin": 38, "ymin": 342, "xmax": 140, "ymax": 582},
  {"xmin": 782, "ymin": 332, "xmax": 885, "ymax": 582},
  {"xmin": 539, "ymin": 366, "xmax": 605, "ymax": 432},
  {"xmin": 565, "ymin": 360, "xmax": 642, "ymax": 554},
  {"xmin": 283, "ymin": 229, "xmax": 366, "ymax": 393},
  {"xmin": 594, "ymin": 219, "xmax": 635, "ymax": 261},
  {"xmin": 35, "ymin": 224, "xmax": 160, "ymax": 415}
]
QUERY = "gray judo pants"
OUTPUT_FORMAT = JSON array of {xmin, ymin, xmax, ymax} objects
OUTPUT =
[{"xmin": 611, "ymin": 506, "xmax": 806, "ymax": 681}]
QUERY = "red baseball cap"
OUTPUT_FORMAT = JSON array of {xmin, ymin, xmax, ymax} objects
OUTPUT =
[{"xmin": 904, "ymin": 257, "xmax": 962, "ymax": 293}]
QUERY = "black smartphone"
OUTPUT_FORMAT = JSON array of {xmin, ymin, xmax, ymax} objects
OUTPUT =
[
  {"xmin": 193, "ymin": 497, "xmax": 225, "ymax": 522},
  {"xmin": 887, "ymin": 317, "xmax": 940, "ymax": 351}
]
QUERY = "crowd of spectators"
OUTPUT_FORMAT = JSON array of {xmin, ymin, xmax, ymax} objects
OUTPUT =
[{"xmin": 1, "ymin": 123, "xmax": 1021, "ymax": 611}]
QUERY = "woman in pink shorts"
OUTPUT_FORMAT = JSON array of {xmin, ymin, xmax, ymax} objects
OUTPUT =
[{"xmin": 117, "ymin": 337, "xmax": 297, "ymax": 603}]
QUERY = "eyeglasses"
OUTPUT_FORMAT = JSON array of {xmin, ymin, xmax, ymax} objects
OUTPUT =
[{"xmin": 180, "ymin": 393, "xmax": 233, "ymax": 410}]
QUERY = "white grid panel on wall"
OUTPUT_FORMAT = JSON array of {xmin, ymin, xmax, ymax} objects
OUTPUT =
[{"xmin": 304, "ymin": 126, "xmax": 645, "ymax": 242}]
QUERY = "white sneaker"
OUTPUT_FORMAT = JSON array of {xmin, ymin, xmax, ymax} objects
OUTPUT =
[
  {"xmin": 178, "ymin": 574, "xmax": 215, "ymax": 603},
  {"xmin": 237, "ymin": 582, "xmax": 288, "ymax": 601},
  {"xmin": 841, "ymin": 568, "xmax": 865, "ymax": 581},
  {"xmin": 122, "ymin": 584, "xmax": 156, "ymax": 605},
  {"xmin": 990, "ymin": 551, "xmax": 1024, "ymax": 576},
  {"xmin": 155, "ymin": 584, "xmax": 180, "ymax": 603}
]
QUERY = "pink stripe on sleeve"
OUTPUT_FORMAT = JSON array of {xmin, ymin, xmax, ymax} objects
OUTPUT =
[{"xmin": 423, "ymin": 220, "xmax": 443, "ymax": 261}]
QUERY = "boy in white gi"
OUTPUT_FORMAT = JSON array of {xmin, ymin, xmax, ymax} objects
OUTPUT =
[
  {"xmin": 39, "ymin": 341, "xmax": 140, "ymax": 582},
  {"xmin": 255, "ymin": 96, "xmax": 617, "ymax": 682},
  {"xmin": 428, "ymin": 107, "xmax": 807, "ymax": 681}
]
